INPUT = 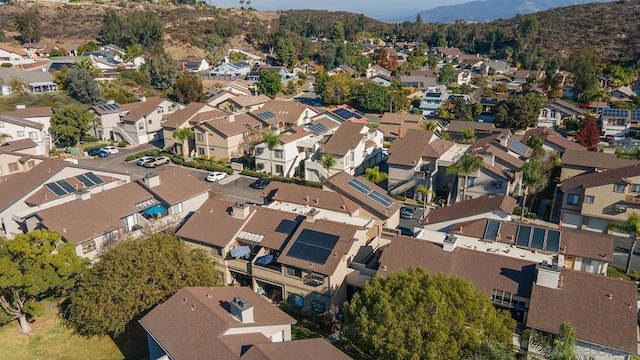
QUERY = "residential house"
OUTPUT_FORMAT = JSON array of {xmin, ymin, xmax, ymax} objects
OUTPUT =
[
  {"xmin": 599, "ymin": 108, "xmax": 640, "ymax": 138},
  {"xmin": 304, "ymin": 121, "xmax": 383, "ymax": 181},
  {"xmin": 610, "ymin": 85, "xmax": 635, "ymax": 102},
  {"xmin": 522, "ymin": 127, "xmax": 586, "ymax": 156},
  {"xmin": 258, "ymin": 100, "xmax": 319, "ymax": 127},
  {"xmin": 314, "ymin": 105, "xmax": 369, "ymax": 125},
  {"xmin": 0, "ymin": 43, "xmax": 35, "ymax": 65},
  {"xmin": 556, "ymin": 163, "xmax": 640, "ymax": 232},
  {"xmin": 28, "ymin": 167, "xmax": 210, "ymax": 259},
  {"xmin": 421, "ymin": 194, "xmax": 517, "ymax": 231},
  {"xmin": 331, "ymin": 64, "xmax": 357, "ymax": 77},
  {"xmin": 399, "ymin": 75, "xmax": 436, "ymax": 91},
  {"xmin": 209, "ymin": 61, "xmax": 252, "ymax": 80},
  {"xmin": 386, "ymin": 129, "xmax": 466, "ymax": 200},
  {"xmin": 218, "ymin": 95, "xmax": 271, "ymax": 114},
  {"xmin": 366, "ymin": 64, "xmax": 391, "ymax": 79},
  {"xmin": 456, "ymin": 70, "xmax": 472, "ymax": 85},
  {"xmin": 445, "ymin": 120, "xmax": 499, "ymax": 141},
  {"xmin": 478, "ymin": 97, "xmax": 503, "ymax": 113},
  {"xmin": 377, "ymin": 235, "xmax": 637, "ymax": 358},
  {"xmin": 178, "ymin": 57, "xmax": 210, "ymax": 73},
  {"xmin": 254, "ymin": 117, "xmax": 340, "ymax": 177},
  {"xmin": 559, "ymin": 149, "xmax": 640, "ymax": 182},
  {"xmin": 537, "ymin": 98, "xmax": 587, "ymax": 128},
  {"xmin": 418, "ymin": 86, "xmax": 448, "ymax": 116},
  {"xmin": 369, "ymin": 75, "xmax": 392, "ymax": 87},
  {"xmin": 160, "ymin": 102, "xmax": 227, "ymax": 155},
  {"xmin": 410, "ymin": 69, "xmax": 438, "ymax": 79},
  {"xmin": 0, "ymin": 106, "xmax": 52, "ymax": 155},
  {"xmin": 480, "ymin": 60, "xmax": 510, "ymax": 75},
  {"xmin": 433, "ymin": 47, "xmax": 463, "ymax": 61},
  {"xmin": 0, "ymin": 139, "xmax": 38, "ymax": 156},
  {"xmin": 361, "ymin": 43, "xmax": 378, "ymax": 55},
  {"xmin": 246, "ymin": 66, "xmax": 295, "ymax": 83},
  {"xmin": 207, "ymin": 90, "xmax": 240, "ymax": 108},
  {"xmin": 376, "ymin": 112, "xmax": 428, "ymax": 142},
  {"xmin": 139, "ymin": 286, "xmax": 352, "ymax": 360},
  {"xmin": 0, "ymin": 68, "xmax": 57, "ymax": 96},
  {"xmin": 22, "ymin": 43, "xmax": 48, "ymax": 57},
  {"xmin": 193, "ymin": 113, "xmax": 263, "ymax": 159},
  {"xmin": 456, "ymin": 55, "xmax": 484, "ymax": 70},
  {"xmin": 513, "ymin": 69, "xmax": 537, "ymax": 84},
  {"xmin": 396, "ymin": 53, "xmax": 408, "ymax": 67}
]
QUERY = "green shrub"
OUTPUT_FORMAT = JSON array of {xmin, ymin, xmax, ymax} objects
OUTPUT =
[
  {"xmin": 117, "ymin": 141, "xmax": 128, "ymax": 148},
  {"xmin": 513, "ymin": 206, "xmax": 528, "ymax": 216},
  {"xmin": 392, "ymin": 194, "xmax": 407, "ymax": 201},
  {"xmin": 125, "ymin": 149, "xmax": 160, "ymax": 162},
  {"xmin": 82, "ymin": 135, "xmax": 100, "ymax": 143},
  {"xmin": 1, "ymin": 63, "xmax": 12, "ymax": 68},
  {"xmin": 241, "ymin": 169, "xmax": 269, "ymax": 178}
]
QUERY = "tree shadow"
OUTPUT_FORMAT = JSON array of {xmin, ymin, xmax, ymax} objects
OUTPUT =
[{"xmin": 109, "ymin": 322, "xmax": 149, "ymax": 360}]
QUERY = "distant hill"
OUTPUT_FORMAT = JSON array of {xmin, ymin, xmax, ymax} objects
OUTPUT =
[{"xmin": 416, "ymin": 0, "xmax": 612, "ymax": 23}]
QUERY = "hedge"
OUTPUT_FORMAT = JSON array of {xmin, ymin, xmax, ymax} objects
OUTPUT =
[
  {"xmin": 125, "ymin": 149, "xmax": 160, "ymax": 161},
  {"xmin": 240, "ymin": 169, "xmax": 322, "ymax": 188},
  {"xmin": 125, "ymin": 150, "xmax": 233, "ymax": 174}
]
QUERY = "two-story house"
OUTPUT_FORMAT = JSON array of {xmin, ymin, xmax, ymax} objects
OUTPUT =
[
  {"xmin": 304, "ymin": 121, "xmax": 383, "ymax": 181},
  {"xmin": 193, "ymin": 113, "xmax": 263, "ymax": 159},
  {"xmin": 399, "ymin": 75, "xmax": 437, "ymax": 91},
  {"xmin": 258, "ymin": 100, "xmax": 319, "ymax": 127},
  {"xmin": 0, "ymin": 43, "xmax": 35, "ymax": 65},
  {"xmin": 419, "ymin": 86, "xmax": 448, "ymax": 116},
  {"xmin": 600, "ymin": 108, "xmax": 640, "ymax": 138},
  {"xmin": 421, "ymin": 194, "xmax": 517, "ymax": 231},
  {"xmin": 366, "ymin": 64, "xmax": 391, "ymax": 79},
  {"xmin": 537, "ymin": 98, "xmax": 587, "ymax": 128},
  {"xmin": 177, "ymin": 57, "xmax": 210, "ymax": 72},
  {"xmin": 376, "ymin": 112, "xmax": 431, "ymax": 142},
  {"xmin": 456, "ymin": 70, "xmax": 472, "ymax": 85},
  {"xmin": 160, "ymin": 102, "xmax": 227, "ymax": 156},
  {"xmin": 0, "ymin": 106, "xmax": 52, "ymax": 155},
  {"xmin": 246, "ymin": 65, "xmax": 295, "ymax": 83},
  {"xmin": 522, "ymin": 127, "xmax": 586, "ymax": 156},
  {"xmin": 218, "ymin": 95, "xmax": 271, "ymax": 114},
  {"xmin": 559, "ymin": 149, "xmax": 640, "ymax": 182}
]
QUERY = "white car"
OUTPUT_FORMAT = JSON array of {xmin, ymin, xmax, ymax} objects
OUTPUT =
[
  {"xmin": 100, "ymin": 146, "xmax": 119, "ymax": 155},
  {"xmin": 136, "ymin": 156, "xmax": 154, "ymax": 166},
  {"xmin": 206, "ymin": 172, "xmax": 228, "ymax": 182}
]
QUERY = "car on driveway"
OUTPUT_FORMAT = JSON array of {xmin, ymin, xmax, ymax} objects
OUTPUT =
[
  {"xmin": 400, "ymin": 206, "xmax": 415, "ymax": 219},
  {"xmin": 206, "ymin": 171, "xmax": 229, "ymax": 182},
  {"xmin": 100, "ymin": 146, "xmax": 119, "ymax": 154},
  {"xmin": 136, "ymin": 156, "xmax": 155, "ymax": 166},
  {"xmin": 250, "ymin": 177, "xmax": 271, "ymax": 189},
  {"xmin": 88, "ymin": 148, "xmax": 109, "ymax": 157},
  {"xmin": 142, "ymin": 156, "xmax": 170, "ymax": 168}
]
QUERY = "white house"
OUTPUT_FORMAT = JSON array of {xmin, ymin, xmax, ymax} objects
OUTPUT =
[
  {"xmin": 0, "ymin": 106, "xmax": 53, "ymax": 155},
  {"xmin": 0, "ymin": 44, "xmax": 35, "ymax": 66},
  {"xmin": 456, "ymin": 70, "xmax": 472, "ymax": 85},
  {"xmin": 209, "ymin": 61, "xmax": 251, "ymax": 78},
  {"xmin": 419, "ymin": 85, "xmax": 448, "ymax": 116}
]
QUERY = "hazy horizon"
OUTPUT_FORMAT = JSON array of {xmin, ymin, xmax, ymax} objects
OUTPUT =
[{"xmin": 209, "ymin": 0, "xmax": 471, "ymax": 21}]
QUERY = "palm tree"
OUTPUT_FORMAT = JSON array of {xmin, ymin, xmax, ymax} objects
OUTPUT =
[
  {"xmin": 73, "ymin": 57, "xmax": 102, "ymax": 79},
  {"xmin": 520, "ymin": 160, "xmax": 547, "ymax": 220},
  {"xmin": 608, "ymin": 211, "xmax": 640, "ymax": 275},
  {"xmin": 172, "ymin": 127, "xmax": 194, "ymax": 158},
  {"xmin": 363, "ymin": 165, "xmax": 388, "ymax": 184},
  {"xmin": 525, "ymin": 322, "xmax": 578, "ymax": 360},
  {"xmin": 318, "ymin": 154, "xmax": 336, "ymax": 179},
  {"xmin": 446, "ymin": 152, "xmax": 484, "ymax": 202},
  {"xmin": 416, "ymin": 184, "xmax": 436, "ymax": 213},
  {"xmin": 262, "ymin": 132, "xmax": 280, "ymax": 175},
  {"xmin": 421, "ymin": 121, "xmax": 438, "ymax": 131},
  {"xmin": 461, "ymin": 128, "xmax": 476, "ymax": 144}
]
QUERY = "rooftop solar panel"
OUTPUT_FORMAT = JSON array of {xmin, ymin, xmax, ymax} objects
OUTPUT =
[
  {"xmin": 516, "ymin": 226, "xmax": 531, "ymax": 247},
  {"xmin": 57, "ymin": 180, "xmax": 76, "ymax": 194},
  {"xmin": 348, "ymin": 178, "xmax": 373, "ymax": 195},
  {"xmin": 508, "ymin": 141, "xmax": 529, "ymax": 156},
  {"xmin": 545, "ymin": 230, "xmax": 561, "ymax": 252},
  {"xmin": 530, "ymin": 227, "xmax": 546, "ymax": 250},
  {"xmin": 85, "ymin": 172, "xmax": 104, "ymax": 185},
  {"xmin": 45, "ymin": 182, "xmax": 67, "ymax": 197},
  {"xmin": 287, "ymin": 229, "xmax": 339, "ymax": 264},
  {"xmin": 370, "ymin": 190, "xmax": 393, "ymax": 208},
  {"xmin": 484, "ymin": 219, "xmax": 501, "ymax": 241},
  {"xmin": 75, "ymin": 174, "xmax": 95, "ymax": 187}
]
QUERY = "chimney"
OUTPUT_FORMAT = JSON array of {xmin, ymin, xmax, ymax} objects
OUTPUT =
[
  {"xmin": 397, "ymin": 126, "xmax": 403, "ymax": 139},
  {"xmin": 481, "ymin": 153, "xmax": 495, "ymax": 167},
  {"xmin": 305, "ymin": 208, "xmax": 320, "ymax": 222},
  {"xmin": 76, "ymin": 188, "xmax": 92, "ymax": 201},
  {"xmin": 558, "ymin": 275, "xmax": 564, "ymax": 289},
  {"xmin": 143, "ymin": 173, "xmax": 161, "ymax": 188},
  {"xmin": 443, "ymin": 233, "xmax": 457, "ymax": 252},
  {"xmin": 607, "ymin": 293, "xmax": 613, "ymax": 300},
  {"xmin": 107, "ymin": 99, "xmax": 115, "ymax": 105},
  {"xmin": 227, "ymin": 114, "xmax": 235, "ymax": 122},
  {"xmin": 536, "ymin": 263, "xmax": 561, "ymax": 289},
  {"xmin": 139, "ymin": 96, "xmax": 147, "ymax": 102},
  {"xmin": 229, "ymin": 296, "xmax": 254, "ymax": 323},
  {"xmin": 304, "ymin": 195, "xmax": 309, "ymax": 203},
  {"xmin": 232, "ymin": 202, "xmax": 250, "ymax": 220}
]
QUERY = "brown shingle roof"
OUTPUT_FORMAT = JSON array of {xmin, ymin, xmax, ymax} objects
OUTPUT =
[
  {"xmin": 0, "ymin": 113, "xmax": 44, "ymax": 130},
  {"xmin": 522, "ymin": 127, "xmax": 586, "ymax": 151},
  {"xmin": 446, "ymin": 120, "xmax": 495, "ymax": 133},
  {"xmin": 176, "ymin": 198, "xmax": 246, "ymax": 247},
  {"xmin": 240, "ymin": 338, "xmax": 352, "ymax": 360},
  {"xmin": 379, "ymin": 112, "xmax": 423, "ymax": 125},
  {"xmin": 161, "ymin": 102, "xmax": 223, "ymax": 129},
  {"xmin": 229, "ymin": 95, "xmax": 271, "ymax": 108},
  {"xmin": 139, "ymin": 287, "xmax": 296, "ymax": 360},
  {"xmin": 321, "ymin": 121, "xmax": 365, "ymax": 156},
  {"xmin": 386, "ymin": 129, "xmax": 436, "ymax": 167},
  {"xmin": 142, "ymin": 167, "xmax": 210, "ymax": 204},
  {"xmin": 527, "ymin": 268, "xmax": 637, "ymax": 354},
  {"xmin": 423, "ymin": 138, "xmax": 455, "ymax": 159},
  {"xmin": 0, "ymin": 139, "xmax": 37, "ymax": 153},
  {"xmin": 561, "ymin": 163, "xmax": 640, "ymax": 191},
  {"xmin": 4, "ymin": 106, "xmax": 52, "ymax": 119},
  {"xmin": 377, "ymin": 121, "xmax": 425, "ymax": 140},
  {"xmin": 561, "ymin": 149, "xmax": 640, "ymax": 170},
  {"xmin": 240, "ymin": 207, "xmax": 301, "ymax": 250},
  {"xmin": 121, "ymin": 97, "xmax": 169, "ymax": 122},
  {"xmin": 258, "ymin": 100, "xmax": 313, "ymax": 125},
  {"xmin": 262, "ymin": 181, "xmax": 360, "ymax": 215},
  {"xmin": 422, "ymin": 195, "xmax": 517, "ymax": 225},
  {"xmin": 201, "ymin": 113, "xmax": 263, "ymax": 138},
  {"xmin": 0, "ymin": 43, "xmax": 28, "ymax": 56}
]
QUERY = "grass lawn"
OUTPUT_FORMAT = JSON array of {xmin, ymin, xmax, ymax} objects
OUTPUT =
[{"xmin": 0, "ymin": 302, "xmax": 138, "ymax": 360}]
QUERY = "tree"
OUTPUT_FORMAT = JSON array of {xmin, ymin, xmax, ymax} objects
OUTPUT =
[
  {"xmin": 319, "ymin": 154, "xmax": 336, "ymax": 179},
  {"xmin": 566, "ymin": 49, "xmax": 602, "ymax": 103},
  {"xmin": 275, "ymin": 38, "xmax": 297, "ymax": 68},
  {"xmin": 98, "ymin": 10, "xmax": 124, "ymax": 46},
  {"xmin": 262, "ymin": 132, "xmax": 280, "ymax": 175},
  {"xmin": 258, "ymin": 71, "xmax": 282, "ymax": 97},
  {"xmin": 205, "ymin": 33, "xmax": 226, "ymax": 65},
  {"xmin": 363, "ymin": 166, "xmax": 388, "ymax": 184},
  {"xmin": 357, "ymin": 82, "xmax": 389, "ymax": 113},
  {"xmin": 14, "ymin": 11, "xmax": 41, "ymax": 43},
  {"xmin": 525, "ymin": 322, "xmax": 579, "ymax": 360},
  {"xmin": 0, "ymin": 230, "xmax": 88, "ymax": 333},
  {"xmin": 461, "ymin": 128, "xmax": 476, "ymax": 144},
  {"xmin": 330, "ymin": 21, "xmax": 345, "ymax": 42},
  {"xmin": 526, "ymin": 134, "xmax": 544, "ymax": 155},
  {"xmin": 447, "ymin": 152, "xmax": 484, "ymax": 201},
  {"xmin": 65, "ymin": 68, "xmax": 102, "ymax": 105},
  {"xmin": 64, "ymin": 233, "xmax": 221, "ymax": 337},
  {"xmin": 76, "ymin": 41, "xmax": 100, "ymax": 55},
  {"xmin": 7, "ymin": 77, "xmax": 28, "ymax": 96},
  {"xmin": 421, "ymin": 121, "xmax": 438, "ymax": 131},
  {"xmin": 608, "ymin": 212, "xmax": 640, "ymax": 275},
  {"xmin": 143, "ymin": 55, "xmax": 179, "ymax": 91},
  {"xmin": 574, "ymin": 116, "xmax": 600, "ymax": 151},
  {"xmin": 494, "ymin": 93, "xmax": 543, "ymax": 130},
  {"xmin": 376, "ymin": 47, "xmax": 398, "ymax": 73},
  {"xmin": 73, "ymin": 57, "xmax": 102, "ymax": 79},
  {"xmin": 320, "ymin": 73, "xmax": 356, "ymax": 105},
  {"xmin": 172, "ymin": 127, "xmax": 194, "ymax": 158},
  {"xmin": 520, "ymin": 160, "xmax": 547, "ymax": 220},
  {"xmin": 416, "ymin": 184, "xmax": 435, "ymax": 212},
  {"xmin": 438, "ymin": 63, "xmax": 458, "ymax": 84},
  {"xmin": 173, "ymin": 73, "xmax": 204, "ymax": 104},
  {"xmin": 343, "ymin": 268, "xmax": 515, "ymax": 360}
]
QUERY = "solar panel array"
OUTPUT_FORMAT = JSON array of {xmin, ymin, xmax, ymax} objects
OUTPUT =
[
  {"xmin": 508, "ymin": 141, "xmax": 529, "ymax": 156},
  {"xmin": 254, "ymin": 111, "xmax": 276, "ymax": 121},
  {"xmin": 331, "ymin": 106, "xmax": 365, "ymax": 120},
  {"xmin": 97, "ymin": 103, "xmax": 119, "ymax": 112},
  {"xmin": 601, "ymin": 108, "xmax": 629, "ymax": 118},
  {"xmin": 287, "ymin": 229, "xmax": 339, "ymax": 264},
  {"xmin": 307, "ymin": 122, "xmax": 328, "ymax": 134},
  {"xmin": 424, "ymin": 92, "xmax": 442, "ymax": 98},
  {"xmin": 347, "ymin": 178, "xmax": 394, "ymax": 208},
  {"xmin": 44, "ymin": 172, "xmax": 105, "ymax": 197},
  {"xmin": 484, "ymin": 219, "xmax": 501, "ymax": 241},
  {"xmin": 515, "ymin": 225, "xmax": 561, "ymax": 253}
]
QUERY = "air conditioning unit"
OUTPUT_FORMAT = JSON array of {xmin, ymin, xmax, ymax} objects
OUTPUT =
[{"xmin": 615, "ymin": 204, "xmax": 628, "ymax": 213}]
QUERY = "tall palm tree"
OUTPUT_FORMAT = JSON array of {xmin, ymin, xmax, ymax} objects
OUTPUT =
[
  {"xmin": 461, "ymin": 128, "xmax": 476, "ymax": 144},
  {"xmin": 318, "ymin": 154, "xmax": 336, "ymax": 179},
  {"xmin": 73, "ymin": 57, "xmax": 102, "ymax": 79},
  {"xmin": 608, "ymin": 211, "xmax": 640, "ymax": 275},
  {"xmin": 172, "ymin": 127, "xmax": 193, "ymax": 158},
  {"xmin": 262, "ymin": 132, "xmax": 280, "ymax": 175},
  {"xmin": 446, "ymin": 152, "xmax": 484, "ymax": 202},
  {"xmin": 421, "ymin": 121, "xmax": 438, "ymax": 131},
  {"xmin": 520, "ymin": 160, "xmax": 547, "ymax": 220},
  {"xmin": 416, "ymin": 184, "xmax": 436, "ymax": 213},
  {"xmin": 363, "ymin": 165, "xmax": 388, "ymax": 184},
  {"xmin": 526, "ymin": 322, "xmax": 578, "ymax": 360}
]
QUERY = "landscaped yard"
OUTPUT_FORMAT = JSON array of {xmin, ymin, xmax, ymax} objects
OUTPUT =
[{"xmin": 0, "ymin": 302, "xmax": 136, "ymax": 360}]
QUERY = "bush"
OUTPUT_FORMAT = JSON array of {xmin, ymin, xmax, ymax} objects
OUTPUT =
[
  {"xmin": 513, "ymin": 206, "xmax": 528, "ymax": 216},
  {"xmin": 82, "ymin": 135, "xmax": 100, "ymax": 143},
  {"xmin": 1, "ymin": 63, "xmax": 12, "ymax": 68},
  {"xmin": 391, "ymin": 194, "xmax": 407, "ymax": 201},
  {"xmin": 117, "ymin": 141, "xmax": 128, "ymax": 148},
  {"xmin": 240, "ymin": 170, "xmax": 322, "ymax": 188},
  {"xmin": 241, "ymin": 169, "xmax": 269, "ymax": 178},
  {"xmin": 124, "ymin": 149, "xmax": 159, "ymax": 162}
]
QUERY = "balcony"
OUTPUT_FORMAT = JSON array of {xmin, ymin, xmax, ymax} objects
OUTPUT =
[{"xmin": 303, "ymin": 273, "xmax": 325, "ymax": 288}]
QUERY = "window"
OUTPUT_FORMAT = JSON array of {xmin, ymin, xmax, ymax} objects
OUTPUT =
[
  {"xmin": 467, "ymin": 177, "xmax": 475, "ymax": 187},
  {"xmin": 286, "ymin": 267, "xmax": 302, "ymax": 279},
  {"xmin": 138, "ymin": 122, "xmax": 144, "ymax": 130},
  {"xmin": 256, "ymin": 147, "xmax": 264, "ymax": 156},
  {"xmin": 566, "ymin": 194, "xmax": 580, "ymax": 206},
  {"xmin": 81, "ymin": 240, "xmax": 97, "ymax": 254},
  {"xmin": 156, "ymin": 107, "xmax": 164, "ymax": 114},
  {"xmin": 0, "ymin": 121, "xmax": 4, "ymax": 127},
  {"xmin": 29, "ymin": 132, "xmax": 38, "ymax": 140},
  {"xmin": 581, "ymin": 259, "xmax": 598, "ymax": 273},
  {"xmin": 17, "ymin": 131, "xmax": 25, "ymax": 137},
  {"xmin": 197, "ymin": 133, "xmax": 204, "ymax": 142},
  {"xmin": 631, "ymin": 184, "xmax": 640, "ymax": 193},
  {"xmin": 584, "ymin": 195, "xmax": 595, "ymax": 204},
  {"xmin": 274, "ymin": 150, "xmax": 283, "ymax": 159},
  {"xmin": 198, "ymin": 147, "xmax": 205, "ymax": 155},
  {"xmin": 148, "ymin": 118, "xmax": 152, "ymax": 124},
  {"xmin": 614, "ymin": 183, "xmax": 626, "ymax": 193},
  {"xmin": 275, "ymin": 165, "xmax": 284, "ymax": 174},
  {"xmin": 8, "ymin": 162, "xmax": 19, "ymax": 172},
  {"xmin": 26, "ymin": 160, "xmax": 35, "ymax": 169},
  {"xmin": 242, "ymin": 131, "xmax": 249, "ymax": 139},
  {"xmin": 350, "ymin": 150, "xmax": 355, "ymax": 162}
]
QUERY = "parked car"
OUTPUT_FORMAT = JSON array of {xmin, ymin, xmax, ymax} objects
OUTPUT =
[
  {"xmin": 87, "ymin": 148, "xmax": 109, "ymax": 157},
  {"xmin": 100, "ymin": 146, "xmax": 119, "ymax": 154},
  {"xmin": 400, "ymin": 206, "xmax": 415, "ymax": 219},
  {"xmin": 206, "ymin": 171, "xmax": 228, "ymax": 182},
  {"xmin": 142, "ymin": 156, "xmax": 170, "ymax": 168},
  {"xmin": 396, "ymin": 226, "xmax": 415, "ymax": 237},
  {"xmin": 136, "ymin": 156, "xmax": 155, "ymax": 166},
  {"xmin": 250, "ymin": 177, "xmax": 271, "ymax": 189}
]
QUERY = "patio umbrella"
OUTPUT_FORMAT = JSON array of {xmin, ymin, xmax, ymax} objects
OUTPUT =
[
  {"xmin": 255, "ymin": 254, "xmax": 275, "ymax": 266},
  {"xmin": 230, "ymin": 246, "xmax": 251, "ymax": 258}
]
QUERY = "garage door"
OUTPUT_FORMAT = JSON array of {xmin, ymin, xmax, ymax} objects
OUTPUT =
[
  {"xmin": 585, "ymin": 218, "xmax": 608, "ymax": 233},
  {"xmin": 561, "ymin": 213, "xmax": 583, "ymax": 229}
]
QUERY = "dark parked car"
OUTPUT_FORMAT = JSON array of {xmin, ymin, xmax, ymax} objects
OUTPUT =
[
  {"xmin": 396, "ymin": 226, "xmax": 415, "ymax": 237},
  {"xmin": 251, "ymin": 177, "xmax": 271, "ymax": 189},
  {"xmin": 87, "ymin": 148, "xmax": 108, "ymax": 157}
]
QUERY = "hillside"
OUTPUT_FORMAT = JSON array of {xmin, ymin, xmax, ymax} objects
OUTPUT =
[{"xmin": 416, "ymin": 0, "xmax": 612, "ymax": 23}]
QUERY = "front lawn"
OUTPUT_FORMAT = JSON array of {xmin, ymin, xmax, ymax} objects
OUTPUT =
[{"xmin": 0, "ymin": 302, "xmax": 140, "ymax": 360}]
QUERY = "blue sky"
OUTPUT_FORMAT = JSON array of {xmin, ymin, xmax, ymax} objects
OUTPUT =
[{"xmin": 210, "ymin": 0, "xmax": 471, "ymax": 21}]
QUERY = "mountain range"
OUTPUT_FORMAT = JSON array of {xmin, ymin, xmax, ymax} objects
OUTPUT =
[{"xmin": 415, "ymin": 0, "xmax": 612, "ymax": 23}]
